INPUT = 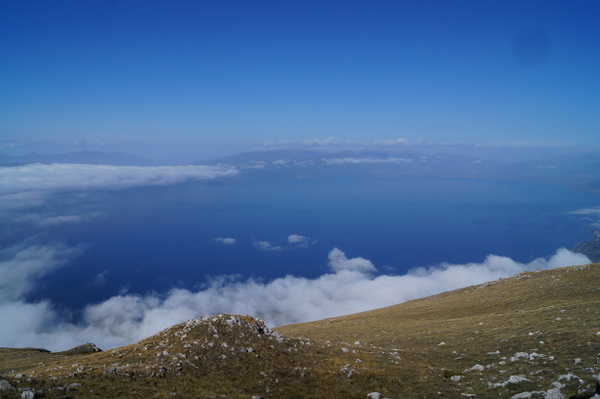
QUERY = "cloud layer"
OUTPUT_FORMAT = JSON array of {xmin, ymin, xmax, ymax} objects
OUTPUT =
[
  {"xmin": 0, "ymin": 163, "xmax": 238, "ymax": 210},
  {"xmin": 0, "ymin": 244, "xmax": 590, "ymax": 351}
]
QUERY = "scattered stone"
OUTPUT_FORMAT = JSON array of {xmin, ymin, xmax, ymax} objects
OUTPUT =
[
  {"xmin": 340, "ymin": 364, "xmax": 353, "ymax": 378},
  {"xmin": 67, "ymin": 382, "xmax": 82, "ymax": 389},
  {"xmin": 367, "ymin": 392, "xmax": 381, "ymax": 399},
  {"xmin": 19, "ymin": 388, "xmax": 35, "ymax": 399},
  {"xmin": 465, "ymin": 364, "xmax": 484, "ymax": 372},
  {"xmin": 511, "ymin": 393, "xmax": 533, "ymax": 399},
  {"xmin": 489, "ymin": 375, "xmax": 531, "ymax": 388},
  {"xmin": 545, "ymin": 388, "xmax": 566, "ymax": 399},
  {"xmin": 0, "ymin": 379, "xmax": 14, "ymax": 390},
  {"xmin": 558, "ymin": 372, "xmax": 583, "ymax": 384}
]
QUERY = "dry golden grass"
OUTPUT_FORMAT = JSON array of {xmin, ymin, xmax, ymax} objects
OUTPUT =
[
  {"xmin": 1, "ymin": 264, "xmax": 599, "ymax": 398},
  {"xmin": 277, "ymin": 263, "xmax": 600, "ymax": 397}
]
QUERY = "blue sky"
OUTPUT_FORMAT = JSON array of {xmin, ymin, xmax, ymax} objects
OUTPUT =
[{"xmin": 1, "ymin": 0, "xmax": 599, "ymax": 160}]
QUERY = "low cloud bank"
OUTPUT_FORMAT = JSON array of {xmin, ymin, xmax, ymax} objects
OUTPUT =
[
  {"xmin": 0, "ymin": 163, "xmax": 238, "ymax": 210},
  {"xmin": 0, "ymin": 245, "xmax": 590, "ymax": 351}
]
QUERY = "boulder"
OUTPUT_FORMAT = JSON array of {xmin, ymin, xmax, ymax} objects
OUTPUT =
[{"xmin": 545, "ymin": 388, "xmax": 566, "ymax": 399}]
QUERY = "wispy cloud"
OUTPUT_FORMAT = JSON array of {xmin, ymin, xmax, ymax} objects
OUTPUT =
[
  {"xmin": 568, "ymin": 207, "xmax": 600, "ymax": 216},
  {"xmin": 91, "ymin": 270, "xmax": 109, "ymax": 287},
  {"xmin": 0, "ymin": 244, "xmax": 81, "ymax": 302},
  {"xmin": 214, "ymin": 237, "xmax": 237, "ymax": 245},
  {"xmin": 1, "ymin": 163, "xmax": 238, "ymax": 192},
  {"xmin": 288, "ymin": 234, "xmax": 309, "ymax": 244},
  {"xmin": 0, "ymin": 163, "xmax": 238, "ymax": 210},
  {"xmin": 14, "ymin": 212, "xmax": 104, "ymax": 227},
  {"xmin": 567, "ymin": 207, "xmax": 600, "ymax": 228},
  {"xmin": 0, "ymin": 245, "xmax": 590, "ymax": 351},
  {"xmin": 254, "ymin": 240, "xmax": 283, "ymax": 252}
]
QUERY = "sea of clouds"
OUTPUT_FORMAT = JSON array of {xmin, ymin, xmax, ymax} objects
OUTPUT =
[{"xmin": 0, "ymin": 163, "xmax": 592, "ymax": 351}]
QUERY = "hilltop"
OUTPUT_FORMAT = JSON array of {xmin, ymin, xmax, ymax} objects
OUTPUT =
[{"xmin": 1, "ymin": 264, "xmax": 599, "ymax": 398}]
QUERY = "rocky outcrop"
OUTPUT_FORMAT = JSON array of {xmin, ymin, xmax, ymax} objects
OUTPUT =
[
  {"xmin": 60, "ymin": 343, "xmax": 102, "ymax": 355},
  {"xmin": 573, "ymin": 230, "xmax": 600, "ymax": 262}
]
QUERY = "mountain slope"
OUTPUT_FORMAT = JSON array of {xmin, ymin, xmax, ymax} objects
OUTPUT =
[
  {"xmin": 277, "ymin": 263, "xmax": 600, "ymax": 398},
  {"xmin": 1, "ymin": 264, "xmax": 599, "ymax": 398}
]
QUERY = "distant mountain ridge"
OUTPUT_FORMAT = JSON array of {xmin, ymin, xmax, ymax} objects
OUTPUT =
[
  {"xmin": 1, "ymin": 263, "xmax": 599, "ymax": 398},
  {"xmin": 202, "ymin": 146, "xmax": 600, "ymax": 187}
]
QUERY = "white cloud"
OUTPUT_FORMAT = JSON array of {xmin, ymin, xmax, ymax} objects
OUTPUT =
[
  {"xmin": 74, "ymin": 247, "xmax": 590, "ymax": 349},
  {"xmin": 568, "ymin": 207, "xmax": 600, "ymax": 216},
  {"xmin": 302, "ymin": 137, "xmax": 340, "ymax": 146},
  {"xmin": 373, "ymin": 138, "xmax": 410, "ymax": 146},
  {"xmin": 327, "ymin": 248, "xmax": 376, "ymax": 273},
  {"xmin": 0, "ymin": 244, "xmax": 81, "ymax": 302},
  {"xmin": 14, "ymin": 212, "xmax": 104, "ymax": 227},
  {"xmin": 567, "ymin": 207, "xmax": 600, "ymax": 227},
  {"xmin": 254, "ymin": 240, "xmax": 283, "ymax": 252},
  {"xmin": 0, "ymin": 246, "xmax": 591, "ymax": 351},
  {"xmin": 214, "ymin": 237, "xmax": 237, "ymax": 245},
  {"xmin": 288, "ymin": 234, "xmax": 308, "ymax": 244},
  {"xmin": 0, "ymin": 163, "xmax": 238, "ymax": 210},
  {"xmin": 91, "ymin": 270, "xmax": 109, "ymax": 286}
]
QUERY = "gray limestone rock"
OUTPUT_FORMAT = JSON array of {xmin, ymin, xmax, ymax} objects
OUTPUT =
[
  {"xmin": 545, "ymin": 388, "xmax": 566, "ymax": 399},
  {"xmin": 0, "ymin": 379, "xmax": 14, "ymax": 390}
]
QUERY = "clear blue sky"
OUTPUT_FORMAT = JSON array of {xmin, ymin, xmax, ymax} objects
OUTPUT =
[{"xmin": 1, "ymin": 0, "xmax": 599, "ymax": 159}]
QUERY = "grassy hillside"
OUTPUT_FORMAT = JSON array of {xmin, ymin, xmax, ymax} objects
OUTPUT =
[
  {"xmin": 1, "ymin": 264, "xmax": 599, "ymax": 398},
  {"xmin": 277, "ymin": 263, "xmax": 600, "ymax": 398}
]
